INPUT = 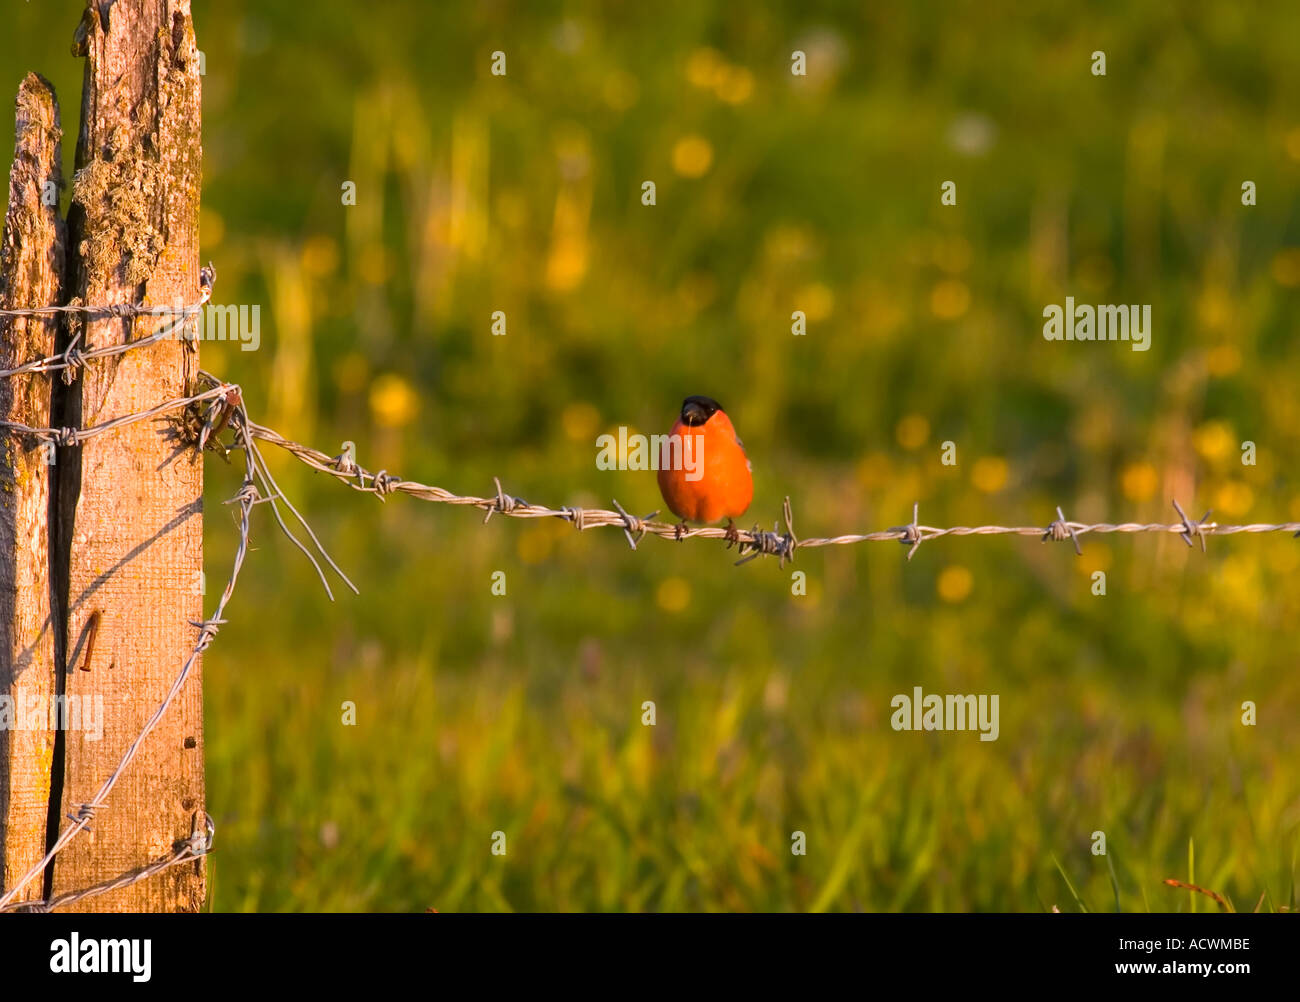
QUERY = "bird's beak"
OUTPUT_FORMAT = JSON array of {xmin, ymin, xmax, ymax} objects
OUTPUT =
[{"xmin": 682, "ymin": 401, "xmax": 709, "ymax": 426}]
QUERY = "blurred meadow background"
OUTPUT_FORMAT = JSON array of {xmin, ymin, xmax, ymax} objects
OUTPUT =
[{"xmin": 3, "ymin": 1, "xmax": 1299, "ymax": 912}]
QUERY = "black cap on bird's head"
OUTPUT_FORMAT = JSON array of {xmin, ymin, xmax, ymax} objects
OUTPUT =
[{"xmin": 680, "ymin": 395, "xmax": 722, "ymax": 427}]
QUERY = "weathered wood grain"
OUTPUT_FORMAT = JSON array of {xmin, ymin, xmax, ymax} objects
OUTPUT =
[{"xmin": 0, "ymin": 72, "xmax": 65, "ymax": 907}]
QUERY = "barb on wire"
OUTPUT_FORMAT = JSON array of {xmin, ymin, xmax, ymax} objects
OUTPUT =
[
  {"xmin": 610, "ymin": 498, "xmax": 656, "ymax": 550},
  {"xmin": 735, "ymin": 495, "xmax": 799, "ymax": 567},
  {"xmin": 891, "ymin": 502, "xmax": 925, "ymax": 561},
  {"xmin": 1173, "ymin": 499, "xmax": 1213, "ymax": 552},
  {"xmin": 1044, "ymin": 505, "xmax": 1083, "ymax": 556}
]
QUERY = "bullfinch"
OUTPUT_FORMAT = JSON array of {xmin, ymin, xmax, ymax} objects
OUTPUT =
[{"xmin": 656, "ymin": 395, "xmax": 754, "ymax": 542}]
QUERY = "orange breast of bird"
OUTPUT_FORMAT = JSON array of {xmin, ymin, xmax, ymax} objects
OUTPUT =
[{"xmin": 657, "ymin": 407, "xmax": 754, "ymax": 524}]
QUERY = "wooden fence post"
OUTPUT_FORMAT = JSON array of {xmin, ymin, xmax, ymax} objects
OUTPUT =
[
  {"xmin": 51, "ymin": 0, "xmax": 206, "ymax": 913},
  {"xmin": 0, "ymin": 0, "xmax": 206, "ymax": 911},
  {"xmin": 0, "ymin": 73, "xmax": 65, "ymax": 909}
]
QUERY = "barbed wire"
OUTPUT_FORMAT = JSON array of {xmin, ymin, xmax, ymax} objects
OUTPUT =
[
  {"xmin": 0, "ymin": 381, "xmax": 252, "ymax": 910},
  {"xmin": 0, "ymin": 264, "xmax": 214, "ymax": 382},
  {"xmin": 243, "ymin": 425, "xmax": 1300, "ymax": 566},
  {"xmin": 0, "ymin": 366, "xmax": 361, "ymax": 909},
  {"xmin": 0, "ymin": 382, "xmax": 235, "ymax": 446},
  {"xmin": 0, "ymin": 273, "xmax": 321, "ymax": 907},
  {"xmin": 0, "ymin": 367, "xmax": 352, "ymax": 910},
  {"xmin": 0, "ymin": 266, "xmax": 367, "ymax": 908},
  {"xmin": 0, "ymin": 813, "xmax": 214, "ymax": 913},
  {"xmin": 1, "ymin": 278, "xmax": 1298, "ymax": 910}
]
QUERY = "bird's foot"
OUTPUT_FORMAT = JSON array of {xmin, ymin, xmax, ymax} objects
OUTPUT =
[
  {"xmin": 723, "ymin": 519, "xmax": 741, "ymax": 548},
  {"xmin": 675, "ymin": 520, "xmax": 689, "ymax": 540}
]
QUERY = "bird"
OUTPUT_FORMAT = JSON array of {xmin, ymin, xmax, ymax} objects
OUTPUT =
[{"xmin": 656, "ymin": 395, "xmax": 754, "ymax": 543}]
